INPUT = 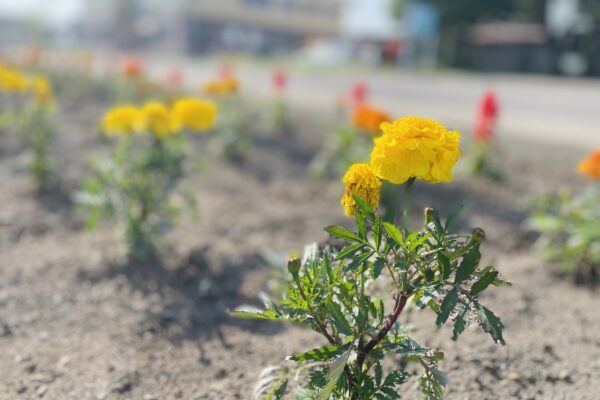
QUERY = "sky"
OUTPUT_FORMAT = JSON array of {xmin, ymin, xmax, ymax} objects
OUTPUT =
[{"xmin": 0, "ymin": 0, "xmax": 82, "ymax": 25}]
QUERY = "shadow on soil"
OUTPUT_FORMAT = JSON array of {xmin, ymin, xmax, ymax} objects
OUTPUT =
[{"xmin": 77, "ymin": 246, "xmax": 285, "ymax": 361}]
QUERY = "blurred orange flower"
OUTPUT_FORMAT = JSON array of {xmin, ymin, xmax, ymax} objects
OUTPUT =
[
  {"xmin": 352, "ymin": 104, "xmax": 389, "ymax": 135},
  {"xmin": 578, "ymin": 150, "xmax": 600, "ymax": 180},
  {"xmin": 121, "ymin": 58, "xmax": 143, "ymax": 79}
]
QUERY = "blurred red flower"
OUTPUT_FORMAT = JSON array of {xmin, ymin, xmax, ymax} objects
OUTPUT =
[{"xmin": 474, "ymin": 90, "xmax": 498, "ymax": 141}]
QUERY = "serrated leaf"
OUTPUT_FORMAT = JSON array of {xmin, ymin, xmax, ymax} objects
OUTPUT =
[
  {"xmin": 324, "ymin": 225, "xmax": 367, "ymax": 245},
  {"xmin": 372, "ymin": 257, "xmax": 385, "ymax": 279},
  {"xmin": 369, "ymin": 298, "xmax": 384, "ymax": 324},
  {"xmin": 437, "ymin": 253, "xmax": 451, "ymax": 280},
  {"xmin": 470, "ymin": 269, "xmax": 499, "ymax": 296},
  {"xmin": 352, "ymin": 193, "xmax": 374, "ymax": 215},
  {"xmin": 335, "ymin": 243, "xmax": 364, "ymax": 261},
  {"xmin": 230, "ymin": 307, "xmax": 280, "ymax": 321},
  {"xmin": 383, "ymin": 222, "xmax": 404, "ymax": 246},
  {"xmin": 288, "ymin": 344, "xmax": 348, "ymax": 362},
  {"xmin": 382, "ymin": 369, "xmax": 410, "ymax": 388},
  {"xmin": 346, "ymin": 251, "xmax": 373, "ymax": 272},
  {"xmin": 356, "ymin": 211, "xmax": 367, "ymax": 239},
  {"xmin": 375, "ymin": 363, "xmax": 383, "ymax": 386},
  {"xmin": 326, "ymin": 300, "xmax": 353, "ymax": 336},
  {"xmin": 318, "ymin": 349, "xmax": 351, "ymax": 400},
  {"xmin": 452, "ymin": 304, "xmax": 469, "ymax": 340},
  {"xmin": 436, "ymin": 289, "xmax": 458, "ymax": 327},
  {"xmin": 454, "ymin": 245, "xmax": 481, "ymax": 284},
  {"xmin": 407, "ymin": 233, "xmax": 430, "ymax": 251},
  {"xmin": 477, "ymin": 305, "xmax": 505, "ymax": 345},
  {"xmin": 374, "ymin": 216, "xmax": 383, "ymax": 249}
]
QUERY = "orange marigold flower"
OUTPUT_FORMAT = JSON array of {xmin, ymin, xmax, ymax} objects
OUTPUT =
[
  {"xmin": 121, "ymin": 58, "xmax": 143, "ymax": 79},
  {"xmin": 352, "ymin": 104, "xmax": 390, "ymax": 135},
  {"xmin": 578, "ymin": 150, "xmax": 600, "ymax": 180}
]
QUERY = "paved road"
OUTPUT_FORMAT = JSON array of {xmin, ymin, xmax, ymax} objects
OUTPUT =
[{"xmin": 140, "ymin": 55, "xmax": 600, "ymax": 150}]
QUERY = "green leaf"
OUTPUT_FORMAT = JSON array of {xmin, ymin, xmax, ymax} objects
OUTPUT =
[
  {"xmin": 437, "ymin": 253, "xmax": 451, "ymax": 280},
  {"xmin": 375, "ymin": 363, "xmax": 383, "ymax": 386},
  {"xmin": 230, "ymin": 307, "xmax": 280, "ymax": 321},
  {"xmin": 356, "ymin": 211, "xmax": 367, "ymax": 239},
  {"xmin": 452, "ymin": 304, "xmax": 469, "ymax": 340},
  {"xmin": 318, "ymin": 349, "xmax": 351, "ymax": 400},
  {"xmin": 372, "ymin": 257, "xmax": 385, "ymax": 279},
  {"xmin": 369, "ymin": 298, "xmax": 384, "ymax": 324},
  {"xmin": 325, "ymin": 225, "xmax": 366, "ymax": 245},
  {"xmin": 477, "ymin": 305, "xmax": 506, "ymax": 345},
  {"xmin": 335, "ymin": 243, "xmax": 364, "ymax": 261},
  {"xmin": 288, "ymin": 344, "xmax": 349, "ymax": 362},
  {"xmin": 346, "ymin": 251, "xmax": 373, "ymax": 272},
  {"xmin": 436, "ymin": 289, "xmax": 458, "ymax": 327},
  {"xmin": 270, "ymin": 379, "xmax": 288, "ymax": 400},
  {"xmin": 382, "ymin": 369, "xmax": 410, "ymax": 388},
  {"xmin": 407, "ymin": 233, "xmax": 430, "ymax": 251},
  {"xmin": 454, "ymin": 245, "xmax": 481, "ymax": 284},
  {"xmin": 326, "ymin": 300, "xmax": 353, "ymax": 336},
  {"xmin": 353, "ymin": 193, "xmax": 374, "ymax": 215},
  {"xmin": 383, "ymin": 222, "xmax": 404, "ymax": 246},
  {"xmin": 470, "ymin": 268, "xmax": 499, "ymax": 296},
  {"xmin": 374, "ymin": 216, "xmax": 383, "ymax": 250}
]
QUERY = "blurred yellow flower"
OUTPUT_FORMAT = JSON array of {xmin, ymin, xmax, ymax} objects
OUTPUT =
[
  {"xmin": 0, "ymin": 65, "xmax": 28, "ymax": 93},
  {"xmin": 171, "ymin": 98, "xmax": 217, "ymax": 131},
  {"xmin": 102, "ymin": 105, "xmax": 143, "ymax": 135},
  {"xmin": 28, "ymin": 76, "xmax": 54, "ymax": 105},
  {"xmin": 577, "ymin": 150, "xmax": 600, "ymax": 180},
  {"xmin": 341, "ymin": 163, "xmax": 381, "ymax": 216},
  {"xmin": 202, "ymin": 76, "xmax": 239, "ymax": 96},
  {"xmin": 370, "ymin": 117, "xmax": 460, "ymax": 184},
  {"xmin": 140, "ymin": 102, "xmax": 179, "ymax": 138}
]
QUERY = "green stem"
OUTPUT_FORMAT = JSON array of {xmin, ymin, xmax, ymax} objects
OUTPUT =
[{"xmin": 401, "ymin": 177, "xmax": 416, "ymax": 229}]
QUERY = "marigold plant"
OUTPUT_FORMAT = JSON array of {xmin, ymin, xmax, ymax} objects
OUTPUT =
[
  {"xmin": 236, "ymin": 116, "xmax": 508, "ymax": 399},
  {"xmin": 0, "ymin": 65, "xmax": 57, "ymax": 191},
  {"xmin": 77, "ymin": 98, "xmax": 217, "ymax": 258},
  {"xmin": 529, "ymin": 151, "xmax": 600, "ymax": 284},
  {"xmin": 201, "ymin": 74, "xmax": 248, "ymax": 160},
  {"xmin": 466, "ymin": 91, "xmax": 503, "ymax": 181}
]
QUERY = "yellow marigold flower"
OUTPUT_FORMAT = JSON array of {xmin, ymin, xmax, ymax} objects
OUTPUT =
[
  {"xmin": 370, "ymin": 117, "xmax": 461, "ymax": 184},
  {"xmin": 102, "ymin": 105, "xmax": 143, "ymax": 135},
  {"xmin": 341, "ymin": 163, "xmax": 381, "ymax": 216},
  {"xmin": 352, "ymin": 104, "xmax": 390, "ymax": 135},
  {"xmin": 28, "ymin": 76, "xmax": 54, "ymax": 105},
  {"xmin": 171, "ymin": 98, "xmax": 217, "ymax": 131},
  {"xmin": 578, "ymin": 150, "xmax": 600, "ymax": 180},
  {"xmin": 202, "ymin": 77, "xmax": 239, "ymax": 96},
  {"xmin": 0, "ymin": 66, "xmax": 28, "ymax": 92},
  {"xmin": 139, "ymin": 102, "xmax": 179, "ymax": 138}
]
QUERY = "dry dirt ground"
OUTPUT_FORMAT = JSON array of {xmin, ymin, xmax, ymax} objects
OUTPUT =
[{"xmin": 1, "ymin": 86, "xmax": 599, "ymax": 400}]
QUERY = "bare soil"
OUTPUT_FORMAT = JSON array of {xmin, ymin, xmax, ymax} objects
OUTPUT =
[{"xmin": 1, "ymin": 90, "xmax": 599, "ymax": 400}]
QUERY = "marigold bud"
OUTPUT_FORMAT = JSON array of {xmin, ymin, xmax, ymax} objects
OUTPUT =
[
  {"xmin": 471, "ymin": 228, "xmax": 486, "ymax": 242},
  {"xmin": 287, "ymin": 254, "xmax": 301, "ymax": 276}
]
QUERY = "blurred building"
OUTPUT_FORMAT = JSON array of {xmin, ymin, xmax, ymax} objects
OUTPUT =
[
  {"xmin": 182, "ymin": 0, "xmax": 342, "ymax": 54},
  {"xmin": 80, "ymin": 0, "xmax": 341, "ymax": 54}
]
